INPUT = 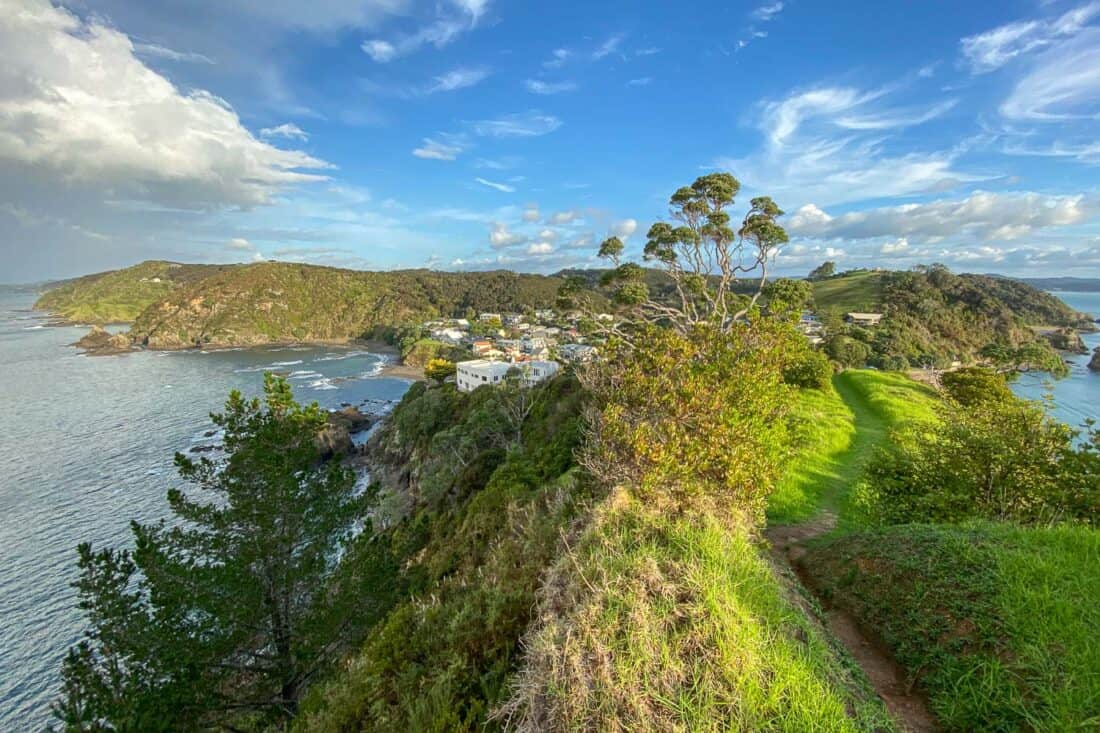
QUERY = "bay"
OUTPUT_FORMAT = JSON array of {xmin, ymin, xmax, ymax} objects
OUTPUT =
[{"xmin": 0, "ymin": 291, "xmax": 412, "ymax": 730}]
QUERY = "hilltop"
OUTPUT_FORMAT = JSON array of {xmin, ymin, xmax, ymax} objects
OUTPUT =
[
  {"xmin": 125, "ymin": 262, "xmax": 566, "ymax": 349},
  {"xmin": 33, "ymin": 261, "xmax": 237, "ymax": 324}
]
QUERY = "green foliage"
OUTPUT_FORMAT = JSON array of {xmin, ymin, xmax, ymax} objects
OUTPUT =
[
  {"xmin": 803, "ymin": 523, "xmax": 1100, "ymax": 732},
  {"xmin": 763, "ymin": 277, "xmax": 814, "ymax": 322},
  {"xmin": 34, "ymin": 260, "xmax": 234, "ymax": 324},
  {"xmin": 940, "ymin": 367, "xmax": 1013, "ymax": 406},
  {"xmin": 825, "ymin": 334, "xmax": 871, "ymax": 368},
  {"xmin": 584, "ymin": 322, "xmax": 797, "ymax": 522},
  {"xmin": 783, "ymin": 345, "xmax": 833, "ymax": 389},
  {"xmin": 808, "ymin": 260, "xmax": 837, "ymax": 281},
  {"xmin": 295, "ymin": 375, "xmax": 591, "ymax": 731},
  {"xmin": 424, "ymin": 358, "xmax": 456, "ymax": 384},
  {"xmin": 55, "ymin": 375, "xmax": 387, "ymax": 730},
  {"xmin": 857, "ymin": 390, "xmax": 1100, "ymax": 527}
]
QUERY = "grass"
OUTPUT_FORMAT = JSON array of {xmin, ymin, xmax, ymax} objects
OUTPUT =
[
  {"xmin": 768, "ymin": 370, "xmax": 938, "ymax": 525},
  {"xmin": 811, "ymin": 272, "xmax": 884, "ymax": 313},
  {"xmin": 801, "ymin": 523, "xmax": 1100, "ymax": 732},
  {"xmin": 502, "ymin": 489, "xmax": 895, "ymax": 732}
]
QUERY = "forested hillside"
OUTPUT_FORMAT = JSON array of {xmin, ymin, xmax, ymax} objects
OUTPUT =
[
  {"xmin": 33, "ymin": 261, "xmax": 236, "ymax": 323},
  {"xmin": 114, "ymin": 262, "xmax": 565, "ymax": 348}
]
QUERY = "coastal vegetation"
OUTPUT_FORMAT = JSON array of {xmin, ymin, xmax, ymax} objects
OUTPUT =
[{"xmin": 52, "ymin": 174, "xmax": 1100, "ymax": 732}]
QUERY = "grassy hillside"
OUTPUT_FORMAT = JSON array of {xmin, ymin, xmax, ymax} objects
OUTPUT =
[
  {"xmin": 126, "ymin": 262, "xmax": 568, "ymax": 349},
  {"xmin": 811, "ymin": 271, "xmax": 884, "ymax": 312},
  {"xmin": 34, "ymin": 261, "xmax": 235, "ymax": 324},
  {"xmin": 802, "ymin": 523, "xmax": 1100, "ymax": 732},
  {"xmin": 768, "ymin": 371, "xmax": 937, "ymax": 524}
]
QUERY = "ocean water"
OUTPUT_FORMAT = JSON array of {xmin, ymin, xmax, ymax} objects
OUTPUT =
[
  {"xmin": 0, "ymin": 291, "xmax": 412, "ymax": 730},
  {"xmin": 1011, "ymin": 291, "xmax": 1100, "ymax": 432}
]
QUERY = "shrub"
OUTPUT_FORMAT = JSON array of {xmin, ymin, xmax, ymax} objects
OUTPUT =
[{"xmin": 783, "ymin": 346, "xmax": 833, "ymax": 389}]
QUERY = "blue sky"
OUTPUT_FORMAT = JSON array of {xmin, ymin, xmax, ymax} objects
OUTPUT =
[{"xmin": 2, "ymin": 0, "xmax": 1100, "ymax": 281}]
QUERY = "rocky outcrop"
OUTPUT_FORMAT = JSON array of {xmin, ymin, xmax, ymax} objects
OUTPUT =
[
  {"xmin": 315, "ymin": 407, "xmax": 374, "ymax": 459},
  {"xmin": 1088, "ymin": 347, "xmax": 1100, "ymax": 372},
  {"xmin": 1043, "ymin": 327, "xmax": 1089, "ymax": 354},
  {"xmin": 71, "ymin": 326, "xmax": 133, "ymax": 355}
]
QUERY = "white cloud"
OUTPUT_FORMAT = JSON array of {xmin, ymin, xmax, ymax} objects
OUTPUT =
[
  {"xmin": 0, "ymin": 0, "xmax": 330, "ymax": 210},
  {"xmin": 260, "ymin": 123, "xmax": 310, "ymax": 141},
  {"xmin": 538, "ymin": 228, "xmax": 558, "ymax": 241},
  {"xmin": 526, "ymin": 242, "xmax": 555, "ymax": 255},
  {"xmin": 592, "ymin": 33, "xmax": 625, "ymax": 60},
  {"xmin": 628, "ymin": 77, "xmax": 652, "ymax": 86},
  {"xmin": 1000, "ymin": 27, "xmax": 1100, "ymax": 120},
  {"xmin": 475, "ymin": 177, "xmax": 516, "ymax": 193},
  {"xmin": 362, "ymin": 39, "xmax": 398, "ymax": 62},
  {"xmin": 133, "ymin": 43, "xmax": 214, "ymax": 64},
  {"xmin": 787, "ymin": 191, "xmax": 1100, "ymax": 242},
  {"xmin": 524, "ymin": 79, "xmax": 578, "ymax": 95},
  {"xmin": 880, "ymin": 237, "xmax": 909, "ymax": 254},
  {"xmin": 227, "ymin": 237, "xmax": 255, "ymax": 251},
  {"xmin": 548, "ymin": 210, "xmax": 579, "ymax": 225},
  {"xmin": 720, "ymin": 83, "xmax": 970, "ymax": 206},
  {"xmin": 522, "ymin": 204, "xmax": 540, "ymax": 222},
  {"xmin": 543, "ymin": 48, "xmax": 572, "ymax": 68},
  {"xmin": 489, "ymin": 221, "xmax": 526, "ymax": 247},
  {"xmin": 960, "ymin": 2, "xmax": 1100, "ymax": 73},
  {"xmin": 635, "ymin": 47, "xmax": 661, "ymax": 56},
  {"xmin": 472, "ymin": 111, "xmax": 562, "ymax": 138},
  {"xmin": 430, "ymin": 66, "xmax": 491, "ymax": 92},
  {"xmin": 361, "ymin": 0, "xmax": 490, "ymax": 63},
  {"xmin": 610, "ymin": 218, "xmax": 637, "ymax": 238},
  {"xmin": 752, "ymin": 2, "xmax": 784, "ymax": 22},
  {"xmin": 412, "ymin": 134, "xmax": 468, "ymax": 160}
]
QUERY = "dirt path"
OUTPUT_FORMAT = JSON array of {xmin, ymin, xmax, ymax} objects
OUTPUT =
[{"xmin": 766, "ymin": 376, "xmax": 939, "ymax": 733}]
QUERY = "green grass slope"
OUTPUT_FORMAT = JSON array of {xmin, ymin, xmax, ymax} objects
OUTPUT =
[
  {"xmin": 802, "ymin": 523, "xmax": 1100, "ymax": 732},
  {"xmin": 502, "ymin": 490, "xmax": 895, "ymax": 732},
  {"xmin": 33, "ymin": 260, "xmax": 234, "ymax": 323},
  {"xmin": 768, "ymin": 371, "xmax": 937, "ymax": 525},
  {"xmin": 127, "ymin": 262, "xmax": 569, "ymax": 349},
  {"xmin": 811, "ymin": 271, "xmax": 884, "ymax": 312}
]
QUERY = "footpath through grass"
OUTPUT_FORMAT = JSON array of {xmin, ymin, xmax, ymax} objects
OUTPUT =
[{"xmin": 768, "ymin": 370, "xmax": 936, "ymax": 525}]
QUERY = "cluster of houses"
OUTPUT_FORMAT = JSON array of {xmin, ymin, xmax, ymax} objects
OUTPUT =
[
  {"xmin": 421, "ymin": 309, "xmax": 603, "ymax": 393},
  {"xmin": 798, "ymin": 310, "xmax": 885, "ymax": 346}
]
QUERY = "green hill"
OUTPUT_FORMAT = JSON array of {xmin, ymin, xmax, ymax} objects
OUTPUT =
[
  {"xmin": 33, "ymin": 260, "xmax": 237, "ymax": 324},
  {"xmin": 127, "ymin": 262, "xmax": 568, "ymax": 349},
  {"xmin": 811, "ymin": 270, "xmax": 884, "ymax": 312}
]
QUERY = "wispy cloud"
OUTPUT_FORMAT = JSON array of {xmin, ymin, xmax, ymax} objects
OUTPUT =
[
  {"xmin": 412, "ymin": 133, "xmax": 469, "ymax": 160},
  {"xmin": 1000, "ymin": 27, "xmax": 1100, "ymax": 120},
  {"xmin": 362, "ymin": 0, "xmax": 491, "ymax": 63},
  {"xmin": 738, "ymin": 2, "xmax": 785, "ymax": 49},
  {"xmin": 592, "ymin": 33, "xmax": 625, "ymax": 60},
  {"xmin": 475, "ymin": 177, "xmax": 516, "ymax": 193},
  {"xmin": 472, "ymin": 111, "xmax": 562, "ymax": 137},
  {"xmin": 430, "ymin": 66, "xmax": 491, "ymax": 92},
  {"xmin": 543, "ymin": 48, "xmax": 571, "ymax": 68},
  {"xmin": 133, "ymin": 42, "xmax": 213, "ymax": 64},
  {"xmin": 960, "ymin": 1, "xmax": 1100, "ymax": 73},
  {"xmin": 752, "ymin": 2, "xmax": 784, "ymax": 21},
  {"xmin": 260, "ymin": 123, "xmax": 309, "ymax": 141},
  {"xmin": 627, "ymin": 77, "xmax": 652, "ymax": 86},
  {"xmin": 524, "ymin": 79, "xmax": 578, "ymax": 94}
]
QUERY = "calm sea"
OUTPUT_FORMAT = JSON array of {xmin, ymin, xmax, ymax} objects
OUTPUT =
[
  {"xmin": 1011, "ymin": 291, "xmax": 1100, "ymax": 432},
  {"xmin": 0, "ymin": 291, "xmax": 412, "ymax": 730}
]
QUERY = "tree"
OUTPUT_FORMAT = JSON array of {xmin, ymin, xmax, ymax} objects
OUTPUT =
[
  {"xmin": 808, "ymin": 261, "xmax": 836, "ymax": 281},
  {"xmin": 825, "ymin": 334, "xmax": 871, "ymax": 368},
  {"xmin": 425, "ymin": 358, "xmax": 456, "ymax": 384},
  {"xmin": 762, "ymin": 278, "xmax": 813, "ymax": 322},
  {"xmin": 940, "ymin": 367, "xmax": 1013, "ymax": 407},
  {"xmin": 55, "ymin": 375, "xmax": 371, "ymax": 730},
  {"xmin": 569, "ymin": 172, "xmax": 788, "ymax": 340}
]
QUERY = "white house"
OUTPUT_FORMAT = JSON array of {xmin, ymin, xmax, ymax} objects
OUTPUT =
[
  {"xmin": 846, "ymin": 312, "xmax": 884, "ymax": 326},
  {"xmin": 430, "ymin": 327, "xmax": 466, "ymax": 344},
  {"xmin": 559, "ymin": 343, "xmax": 597, "ymax": 362},
  {"xmin": 455, "ymin": 359, "xmax": 560, "ymax": 392},
  {"xmin": 455, "ymin": 360, "xmax": 513, "ymax": 392},
  {"xmin": 479, "ymin": 312, "xmax": 501, "ymax": 322}
]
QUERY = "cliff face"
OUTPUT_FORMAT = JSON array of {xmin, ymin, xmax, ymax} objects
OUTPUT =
[
  {"xmin": 1089, "ymin": 347, "xmax": 1100, "ymax": 372},
  {"xmin": 124, "ymin": 262, "xmax": 565, "ymax": 349}
]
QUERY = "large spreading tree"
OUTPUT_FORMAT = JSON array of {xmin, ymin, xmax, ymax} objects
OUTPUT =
[{"xmin": 55, "ymin": 375, "xmax": 380, "ymax": 731}]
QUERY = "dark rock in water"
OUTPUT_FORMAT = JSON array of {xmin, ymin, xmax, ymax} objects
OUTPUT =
[
  {"xmin": 189, "ymin": 444, "xmax": 218, "ymax": 454},
  {"xmin": 1089, "ymin": 347, "xmax": 1100, "ymax": 372},
  {"xmin": 1043, "ymin": 327, "xmax": 1089, "ymax": 354},
  {"xmin": 71, "ymin": 325, "xmax": 133, "ymax": 355},
  {"xmin": 315, "ymin": 406, "xmax": 374, "ymax": 459},
  {"xmin": 204, "ymin": 430, "xmax": 217, "ymax": 437}
]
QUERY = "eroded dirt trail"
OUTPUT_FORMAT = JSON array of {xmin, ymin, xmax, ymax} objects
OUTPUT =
[{"xmin": 765, "ymin": 377, "xmax": 939, "ymax": 732}]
